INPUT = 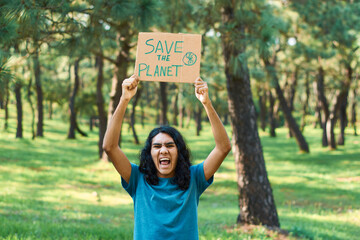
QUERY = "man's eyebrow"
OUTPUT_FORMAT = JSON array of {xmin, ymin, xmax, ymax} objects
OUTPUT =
[{"xmin": 152, "ymin": 142, "xmax": 175, "ymax": 145}]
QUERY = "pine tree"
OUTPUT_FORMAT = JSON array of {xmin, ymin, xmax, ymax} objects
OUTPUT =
[
  {"xmin": 290, "ymin": 0, "xmax": 360, "ymax": 149},
  {"xmin": 217, "ymin": 0, "xmax": 280, "ymax": 227}
]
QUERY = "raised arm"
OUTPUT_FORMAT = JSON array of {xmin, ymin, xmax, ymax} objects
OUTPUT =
[
  {"xmin": 102, "ymin": 75, "xmax": 139, "ymax": 183},
  {"xmin": 194, "ymin": 77, "xmax": 231, "ymax": 181}
]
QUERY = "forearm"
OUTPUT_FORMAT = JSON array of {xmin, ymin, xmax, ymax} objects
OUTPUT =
[
  {"xmin": 194, "ymin": 77, "xmax": 231, "ymax": 180},
  {"xmin": 203, "ymin": 101, "xmax": 231, "ymax": 153}
]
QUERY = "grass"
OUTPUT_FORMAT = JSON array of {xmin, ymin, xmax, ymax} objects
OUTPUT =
[
  {"xmin": 0, "ymin": 108, "xmax": 359, "ymax": 239},
  {"xmin": 262, "ymin": 128, "xmax": 360, "ymax": 240}
]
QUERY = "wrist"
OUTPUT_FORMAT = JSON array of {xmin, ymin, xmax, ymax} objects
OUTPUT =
[
  {"xmin": 120, "ymin": 96, "xmax": 131, "ymax": 104},
  {"xmin": 202, "ymin": 99, "xmax": 212, "ymax": 108}
]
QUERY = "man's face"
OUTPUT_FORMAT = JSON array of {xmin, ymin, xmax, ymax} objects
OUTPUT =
[{"xmin": 151, "ymin": 133, "xmax": 178, "ymax": 178}]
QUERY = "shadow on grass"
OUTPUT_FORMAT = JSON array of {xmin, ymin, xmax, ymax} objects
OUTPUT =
[
  {"xmin": 275, "ymin": 182, "xmax": 360, "ymax": 209},
  {"xmin": 280, "ymin": 213, "xmax": 360, "ymax": 240}
]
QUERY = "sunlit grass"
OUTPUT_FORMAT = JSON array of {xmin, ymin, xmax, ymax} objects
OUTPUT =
[{"xmin": 1, "ymin": 106, "xmax": 359, "ymax": 239}]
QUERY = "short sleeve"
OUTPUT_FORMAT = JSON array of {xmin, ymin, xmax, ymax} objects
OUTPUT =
[
  {"xmin": 121, "ymin": 163, "xmax": 140, "ymax": 197},
  {"xmin": 192, "ymin": 161, "xmax": 214, "ymax": 196}
]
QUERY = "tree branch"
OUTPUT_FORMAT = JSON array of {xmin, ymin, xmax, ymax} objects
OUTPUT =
[{"xmin": 91, "ymin": 50, "xmax": 118, "ymax": 65}]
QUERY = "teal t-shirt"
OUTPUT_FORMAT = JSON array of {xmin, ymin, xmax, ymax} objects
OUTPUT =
[{"xmin": 121, "ymin": 161, "xmax": 213, "ymax": 240}]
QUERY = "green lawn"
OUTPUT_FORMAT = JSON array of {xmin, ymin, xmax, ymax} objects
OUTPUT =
[{"xmin": 0, "ymin": 111, "xmax": 359, "ymax": 239}]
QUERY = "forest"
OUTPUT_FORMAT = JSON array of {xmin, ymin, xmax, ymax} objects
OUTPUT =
[{"xmin": 1, "ymin": 0, "xmax": 359, "ymax": 239}]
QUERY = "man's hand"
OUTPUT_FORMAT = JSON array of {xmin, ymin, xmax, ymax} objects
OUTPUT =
[
  {"xmin": 194, "ymin": 77, "xmax": 210, "ymax": 105},
  {"xmin": 121, "ymin": 75, "xmax": 139, "ymax": 101}
]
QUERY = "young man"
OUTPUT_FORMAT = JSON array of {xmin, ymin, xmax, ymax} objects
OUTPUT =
[{"xmin": 103, "ymin": 75, "xmax": 231, "ymax": 239}]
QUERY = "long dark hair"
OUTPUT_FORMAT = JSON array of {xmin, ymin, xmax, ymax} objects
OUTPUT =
[{"xmin": 139, "ymin": 126, "xmax": 191, "ymax": 190}]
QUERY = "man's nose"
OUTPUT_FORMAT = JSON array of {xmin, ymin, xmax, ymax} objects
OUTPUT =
[{"xmin": 160, "ymin": 146, "xmax": 168, "ymax": 154}]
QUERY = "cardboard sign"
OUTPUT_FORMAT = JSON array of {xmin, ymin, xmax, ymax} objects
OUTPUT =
[{"xmin": 135, "ymin": 32, "xmax": 202, "ymax": 83}]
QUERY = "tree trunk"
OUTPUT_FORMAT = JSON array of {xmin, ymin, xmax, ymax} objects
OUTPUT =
[
  {"xmin": 104, "ymin": 29, "xmax": 131, "ymax": 154},
  {"xmin": 178, "ymin": 84, "xmax": 184, "ymax": 128},
  {"xmin": 274, "ymin": 77, "xmax": 309, "ymax": 152},
  {"xmin": 286, "ymin": 66, "xmax": 299, "ymax": 137},
  {"xmin": 313, "ymin": 103, "xmax": 322, "ymax": 129},
  {"xmin": 48, "ymin": 100, "xmax": 53, "ymax": 120},
  {"xmin": 195, "ymin": 105, "xmax": 202, "ymax": 136},
  {"xmin": 300, "ymin": 71, "xmax": 310, "ymax": 132},
  {"xmin": 327, "ymin": 63, "xmax": 352, "ymax": 149},
  {"xmin": 0, "ymin": 87, "xmax": 3, "ymax": 109},
  {"xmin": 33, "ymin": 50, "xmax": 44, "ymax": 137},
  {"xmin": 337, "ymin": 64, "xmax": 352, "ymax": 145},
  {"xmin": 3, "ymin": 79, "xmax": 9, "ymax": 130},
  {"xmin": 172, "ymin": 88, "xmax": 179, "ymax": 126},
  {"xmin": 315, "ymin": 67, "xmax": 329, "ymax": 147},
  {"xmin": 258, "ymin": 89, "xmax": 267, "ymax": 131},
  {"xmin": 350, "ymin": 88, "xmax": 357, "ymax": 136},
  {"xmin": 328, "ymin": 91, "xmax": 350, "ymax": 149},
  {"xmin": 76, "ymin": 122, "xmax": 87, "ymax": 137},
  {"xmin": 221, "ymin": 5, "xmax": 279, "ymax": 227},
  {"xmin": 185, "ymin": 106, "xmax": 191, "ymax": 129},
  {"xmin": 96, "ymin": 55, "xmax": 108, "ymax": 159},
  {"xmin": 264, "ymin": 60, "xmax": 309, "ymax": 153},
  {"xmin": 268, "ymin": 90, "xmax": 276, "ymax": 137},
  {"xmin": 68, "ymin": 59, "xmax": 81, "ymax": 139},
  {"xmin": 283, "ymin": 71, "xmax": 290, "ymax": 134},
  {"xmin": 313, "ymin": 80, "xmax": 322, "ymax": 129},
  {"xmin": 159, "ymin": 82, "xmax": 168, "ymax": 125},
  {"xmin": 326, "ymin": 111, "xmax": 337, "ymax": 150},
  {"xmin": 327, "ymin": 92, "xmax": 347, "ymax": 150},
  {"xmin": 337, "ymin": 98, "xmax": 348, "ymax": 145},
  {"xmin": 155, "ymin": 84, "xmax": 160, "ymax": 125},
  {"xmin": 15, "ymin": 82, "xmax": 23, "ymax": 138},
  {"xmin": 223, "ymin": 113, "xmax": 229, "ymax": 125},
  {"xmin": 89, "ymin": 116, "xmax": 94, "ymax": 131},
  {"xmin": 140, "ymin": 98, "xmax": 145, "ymax": 128},
  {"xmin": 130, "ymin": 88, "xmax": 142, "ymax": 144},
  {"xmin": 27, "ymin": 62, "xmax": 36, "ymax": 140}
]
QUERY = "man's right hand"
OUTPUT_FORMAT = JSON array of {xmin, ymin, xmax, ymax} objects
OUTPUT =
[{"xmin": 121, "ymin": 75, "xmax": 139, "ymax": 101}]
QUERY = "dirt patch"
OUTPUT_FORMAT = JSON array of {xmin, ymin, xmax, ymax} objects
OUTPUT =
[
  {"xmin": 336, "ymin": 176, "xmax": 360, "ymax": 182},
  {"xmin": 28, "ymin": 166, "xmax": 50, "ymax": 172},
  {"xmin": 86, "ymin": 168, "xmax": 112, "ymax": 172},
  {"xmin": 225, "ymin": 224, "xmax": 295, "ymax": 240}
]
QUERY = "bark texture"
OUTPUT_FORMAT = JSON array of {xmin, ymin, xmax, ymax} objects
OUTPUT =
[
  {"xmin": 33, "ymin": 51, "xmax": 44, "ymax": 137},
  {"xmin": 221, "ymin": 5, "xmax": 280, "ymax": 227},
  {"xmin": 350, "ymin": 88, "xmax": 357, "ymax": 136},
  {"xmin": 15, "ymin": 82, "xmax": 23, "ymax": 138},
  {"xmin": 300, "ymin": 71, "xmax": 310, "ymax": 132},
  {"xmin": 337, "ymin": 64, "xmax": 352, "ymax": 145},
  {"xmin": 3, "ymin": 79, "xmax": 9, "ymax": 130},
  {"xmin": 96, "ymin": 55, "xmax": 108, "ymax": 158},
  {"xmin": 159, "ymin": 82, "xmax": 168, "ymax": 125},
  {"xmin": 264, "ymin": 59, "xmax": 309, "ymax": 153},
  {"xmin": 268, "ymin": 90, "xmax": 276, "ymax": 137},
  {"xmin": 27, "ymin": 69, "xmax": 36, "ymax": 139},
  {"xmin": 194, "ymin": 105, "xmax": 202, "ymax": 136},
  {"xmin": 68, "ymin": 59, "xmax": 81, "ymax": 139},
  {"xmin": 258, "ymin": 89, "xmax": 267, "ymax": 131},
  {"xmin": 314, "ymin": 67, "xmax": 329, "ymax": 147}
]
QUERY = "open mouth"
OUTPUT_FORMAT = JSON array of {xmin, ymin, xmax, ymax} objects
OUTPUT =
[{"xmin": 159, "ymin": 158, "xmax": 170, "ymax": 165}]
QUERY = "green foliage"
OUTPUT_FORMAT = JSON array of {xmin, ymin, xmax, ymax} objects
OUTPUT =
[
  {"xmin": 0, "ymin": 13, "xmax": 18, "ymax": 44},
  {"xmin": 133, "ymin": 0, "xmax": 163, "ymax": 31},
  {"xmin": 251, "ymin": 67, "xmax": 266, "ymax": 82},
  {"xmin": 256, "ymin": 4, "xmax": 289, "ymax": 60},
  {"xmin": 0, "ymin": 53, "xmax": 13, "ymax": 89}
]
